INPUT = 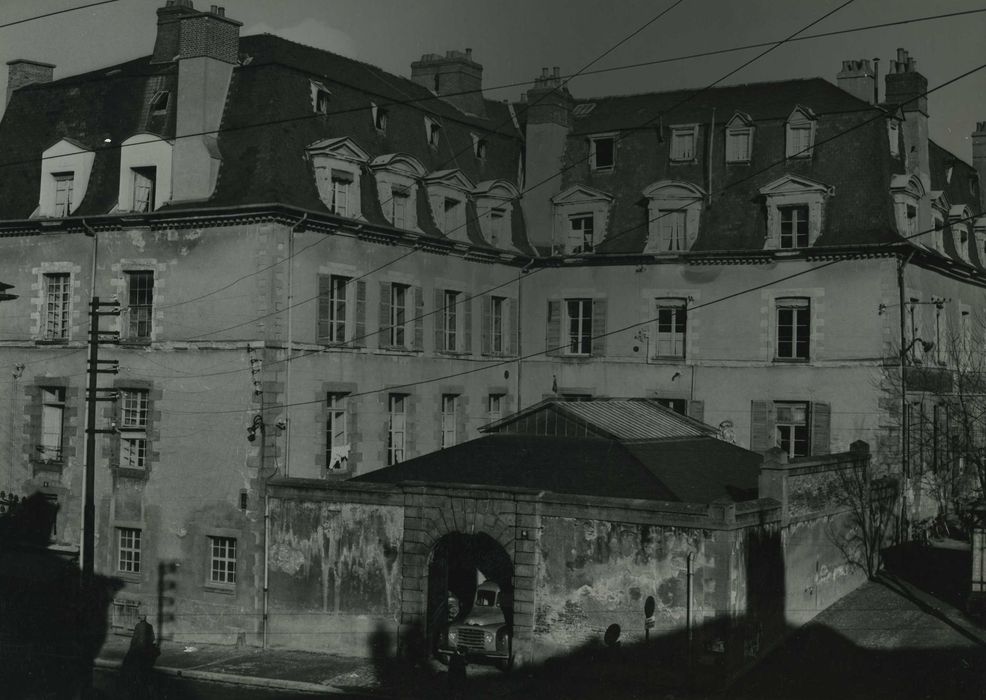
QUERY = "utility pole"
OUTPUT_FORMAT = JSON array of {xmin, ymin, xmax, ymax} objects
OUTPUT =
[{"xmin": 82, "ymin": 296, "xmax": 120, "ymax": 580}]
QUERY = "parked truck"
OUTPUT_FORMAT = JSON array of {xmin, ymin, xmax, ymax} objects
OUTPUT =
[{"xmin": 438, "ymin": 581, "xmax": 512, "ymax": 670}]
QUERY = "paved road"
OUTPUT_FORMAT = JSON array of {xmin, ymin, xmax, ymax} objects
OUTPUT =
[{"xmin": 93, "ymin": 667, "xmax": 355, "ymax": 699}]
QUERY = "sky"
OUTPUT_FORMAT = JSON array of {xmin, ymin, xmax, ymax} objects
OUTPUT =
[{"xmin": 0, "ymin": 0, "xmax": 984, "ymax": 160}]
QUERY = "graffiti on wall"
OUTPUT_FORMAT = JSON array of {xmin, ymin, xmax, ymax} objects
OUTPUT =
[{"xmin": 268, "ymin": 501, "xmax": 402, "ymax": 615}]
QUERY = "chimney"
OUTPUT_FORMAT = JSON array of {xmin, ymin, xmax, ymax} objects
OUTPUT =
[
  {"xmin": 410, "ymin": 49, "xmax": 485, "ymax": 117},
  {"xmin": 884, "ymin": 48, "xmax": 929, "ymax": 187},
  {"xmin": 836, "ymin": 58, "xmax": 875, "ymax": 104},
  {"xmin": 151, "ymin": 0, "xmax": 197, "ymax": 64},
  {"xmin": 973, "ymin": 122, "xmax": 986, "ymax": 209},
  {"xmin": 520, "ymin": 67, "xmax": 575, "ymax": 250},
  {"xmin": 6, "ymin": 59, "xmax": 55, "ymax": 105},
  {"xmin": 171, "ymin": 3, "xmax": 242, "ymax": 203}
]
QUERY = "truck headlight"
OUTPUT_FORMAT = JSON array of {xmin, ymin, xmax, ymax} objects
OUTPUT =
[
  {"xmin": 448, "ymin": 631, "xmax": 457, "ymax": 642},
  {"xmin": 485, "ymin": 632, "xmax": 493, "ymax": 644}
]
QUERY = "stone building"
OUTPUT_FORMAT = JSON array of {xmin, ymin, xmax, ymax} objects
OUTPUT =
[{"xmin": 0, "ymin": 1, "xmax": 982, "ymax": 647}]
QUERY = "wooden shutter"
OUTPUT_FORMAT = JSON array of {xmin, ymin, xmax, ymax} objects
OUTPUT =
[
  {"xmin": 811, "ymin": 402, "xmax": 831, "ymax": 455},
  {"xmin": 508, "ymin": 297, "xmax": 519, "ymax": 356},
  {"xmin": 405, "ymin": 394, "xmax": 416, "ymax": 458},
  {"xmin": 456, "ymin": 395, "xmax": 468, "ymax": 445},
  {"xmin": 316, "ymin": 275, "xmax": 330, "ymax": 344},
  {"xmin": 378, "ymin": 281, "xmax": 391, "ymax": 348},
  {"xmin": 413, "ymin": 286, "xmax": 424, "ymax": 350},
  {"xmin": 354, "ymin": 280, "xmax": 366, "ymax": 346},
  {"xmin": 687, "ymin": 400, "xmax": 705, "ymax": 424},
  {"xmin": 481, "ymin": 296, "xmax": 492, "ymax": 355},
  {"xmin": 591, "ymin": 298, "xmax": 607, "ymax": 356},
  {"xmin": 434, "ymin": 288, "xmax": 445, "ymax": 352},
  {"xmin": 546, "ymin": 301, "xmax": 561, "ymax": 356},
  {"xmin": 463, "ymin": 295, "xmax": 472, "ymax": 353},
  {"xmin": 750, "ymin": 400, "xmax": 776, "ymax": 453},
  {"xmin": 347, "ymin": 396, "xmax": 359, "ymax": 472},
  {"xmin": 686, "ymin": 205, "xmax": 700, "ymax": 249}
]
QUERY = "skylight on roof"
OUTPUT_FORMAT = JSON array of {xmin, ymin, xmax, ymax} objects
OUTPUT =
[
  {"xmin": 150, "ymin": 91, "xmax": 169, "ymax": 114},
  {"xmin": 573, "ymin": 103, "xmax": 597, "ymax": 118}
]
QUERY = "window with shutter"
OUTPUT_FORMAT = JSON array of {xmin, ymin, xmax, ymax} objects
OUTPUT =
[
  {"xmin": 43, "ymin": 273, "xmax": 71, "ymax": 341},
  {"xmin": 546, "ymin": 300, "xmax": 561, "ymax": 355},
  {"xmin": 749, "ymin": 400, "xmax": 775, "ymax": 454},
  {"xmin": 132, "ymin": 167, "xmax": 156, "ymax": 212},
  {"xmin": 441, "ymin": 394, "xmax": 458, "ymax": 448},
  {"xmin": 775, "ymin": 401, "xmax": 810, "ymax": 458},
  {"xmin": 564, "ymin": 299, "xmax": 592, "ymax": 355},
  {"xmin": 387, "ymin": 394, "xmax": 407, "ymax": 465},
  {"xmin": 810, "ymin": 402, "xmax": 831, "ymax": 455},
  {"xmin": 654, "ymin": 299, "xmax": 686, "ymax": 358}
]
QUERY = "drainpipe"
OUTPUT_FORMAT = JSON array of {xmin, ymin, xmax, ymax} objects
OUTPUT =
[
  {"xmin": 898, "ymin": 252, "xmax": 913, "ymax": 540},
  {"xmin": 707, "ymin": 109, "xmax": 715, "ymax": 203},
  {"xmin": 263, "ymin": 489, "xmax": 271, "ymax": 648},
  {"xmin": 80, "ymin": 219, "xmax": 98, "ymax": 564},
  {"xmin": 516, "ymin": 260, "xmax": 533, "ymax": 410},
  {"xmin": 686, "ymin": 551, "xmax": 694, "ymax": 669},
  {"xmin": 283, "ymin": 213, "xmax": 307, "ymax": 477}
]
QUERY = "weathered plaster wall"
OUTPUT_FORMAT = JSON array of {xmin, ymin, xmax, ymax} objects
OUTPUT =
[{"xmin": 267, "ymin": 499, "xmax": 403, "ymax": 655}]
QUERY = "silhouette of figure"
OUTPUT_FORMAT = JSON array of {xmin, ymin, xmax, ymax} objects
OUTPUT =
[
  {"xmin": 120, "ymin": 616, "xmax": 160, "ymax": 698},
  {"xmin": 447, "ymin": 651, "xmax": 467, "ymax": 699}
]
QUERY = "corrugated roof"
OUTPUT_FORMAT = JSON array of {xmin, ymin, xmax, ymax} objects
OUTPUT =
[{"xmin": 558, "ymin": 399, "xmax": 713, "ymax": 440}]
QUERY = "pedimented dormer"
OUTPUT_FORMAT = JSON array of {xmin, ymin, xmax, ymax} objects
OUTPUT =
[
  {"xmin": 370, "ymin": 153, "xmax": 426, "ymax": 231},
  {"xmin": 551, "ymin": 184, "xmax": 613, "ymax": 254},
  {"xmin": 891, "ymin": 173, "xmax": 928, "ymax": 248},
  {"xmin": 306, "ymin": 137, "xmax": 369, "ymax": 219},
  {"xmin": 117, "ymin": 133, "xmax": 173, "ymax": 213},
  {"xmin": 786, "ymin": 105, "xmax": 816, "ymax": 159},
  {"xmin": 724, "ymin": 111, "xmax": 754, "ymax": 164},
  {"xmin": 474, "ymin": 179, "xmax": 519, "ymax": 250},
  {"xmin": 424, "ymin": 169, "xmax": 475, "ymax": 241},
  {"xmin": 36, "ymin": 138, "xmax": 95, "ymax": 218},
  {"xmin": 642, "ymin": 180, "xmax": 705, "ymax": 253},
  {"xmin": 760, "ymin": 174, "xmax": 831, "ymax": 249},
  {"xmin": 949, "ymin": 203, "xmax": 974, "ymax": 262}
]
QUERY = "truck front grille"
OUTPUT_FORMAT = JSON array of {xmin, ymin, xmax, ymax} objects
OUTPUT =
[{"xmin": 456, "ymin": 627, "xmax": 486, "ymax": 650}]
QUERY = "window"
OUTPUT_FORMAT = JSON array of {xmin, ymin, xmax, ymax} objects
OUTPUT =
[
  {"xmin": 442, "ymin": 290, "xmax": 459, "ymax": 352},
  {"xmin": 776, "ymin": 297, "xmax": 810, "ymax": 361},
  {"xmin": 654, "ymin": 299, "xmax": 686, "ymax": 358},
  {"xmin": 670, "ymin": 126, "xmax": 697, "ymax": 162},
  {"xmin": 888, "ymin": 119, "xmax": 900, "ymax": 156},
  {"xmin": 490, "ymin": 296, "xmax": 505, "ymax": 354},
  {"xmin": 726, "ymin": 126, "xmax": 753, "ymax": 163},
  {"xmin": 314, "ymin": 89, "xmax": 330, "ymax": 115},
  {"xmin": 53, "ymin": 173, "xmax": 74, "ymax": 217},
  {"xmin": 209, "ymin": 536, "xmax": 236, "ymax": 585},
  {"xmin": 390, "ymin": 283, "xmax": 409, "ymax": 348},
  {"xmin": 565, "ymin": 298, "xmax": 592, "ymax": 355},
  {"xmin": 387, "ymin": 394, "xmax": 406, "ymax": 465},
  {"xmin": 318, "ymin": 274, "xmax": 350, "ymax": 344},
  {"xmin": 775, "ymin": 402, "xmax": 809, "ymax": 459},
  {"xmin": 786, "ymin": 109, "xmax": 815, "ymax": 158},
  {"xmin": 780, "ymin": 206, "xmax": 809, "ymax": 248},
  {"xmin": 590, "ymin": 135, "xmax": 615, "ymax": 170},
  {"xmin": 473, "ymin": 134, "xmax": 488, "ymax": 160},
  {"xmin": 329, "ymin": 170, "xmax": 353, "ymax": 217},
  {"xmin": 568, "ymin": 214, "xmax": 594, "ymax": 253},
  {"xmin": 326, "ymin": 393, "xmax": 349, "ymax": 471},
  {"xmin": 439, "ymin": 197, "xmax": 464, "ymax": 236},
  {"xmin": 43, "ymin": 273, "xmax": 71, "ymax": 341},
  {"xmin": 372, "ymin": 103, "xmax": 388, "ymax": 133},
  {"xmin": 488, "ymin": 394, "xmax": 503, "ymax": 423},
  {"xmin": 655, "ymin": 398, "xmax": 687, "ymax": 415},
  {"xmin": 150, "ymin": 90, "xmax": 169, "ymax": 114},
  {"xmin": 426, "ymin": 117, "xmax": 442, "ymax": 147},
  {"xmin": 956, "ymin": 224, "xmax": 970, "ymax": 261},
  {"xmin": 125, "ymin": 271, "xmax": 154, "ymax": 341},
  {"xmin": 905, "ymin": 205, "xmax": 920, "ymax": 239},
  {"xmin": 119, "ymin": 389, "xmax": 149, "ymax": 469},
  {"xmin": 132, "ymin": 167, "xmax": 156, "ymax": 212},
  {"xmin": 117, "ymin": 527, "xmax": 141, "ymax": 574},
  {"xmin": 441, "ymin": 394, "xmax": 458, "ymax": 448},
  {"xmin": 490, "ymin": 208, "xmax": 506, "ymax": 247},
  {"xmin": 657, "ymin": 210, "xmax": 687, "ymax": 251},
  {"xmin": 391, "ymin": 188, "xmax": 410, "ymax": 229},
  {"xmin": 38, "ymin": 387, "xmax": 65, "ymax": 462}
]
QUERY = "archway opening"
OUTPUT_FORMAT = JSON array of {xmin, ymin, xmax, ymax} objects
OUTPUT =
[{"xmin": 425, "ymin": 532, "xmax": 513, "ymax": 652}]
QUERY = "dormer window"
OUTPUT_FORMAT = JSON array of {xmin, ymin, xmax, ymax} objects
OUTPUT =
[
  {"xmin": 950, "ymin": 205, "xmax": 974, "ymax": 262},
  {"xmin": 786, "ymin": 106, "xmax": 816, "ymax": 159},
  {"xmin": 440, "ymin": 197, "xmax": 464, "ymax": 236},
  {"xmin": 888, "ymin": 119, "xmax": 900, "ymax": 156},
  {"xmin": 760, "ymin": 175, "xmax": 830, "ymax": 250},
  {"xmin": 306, "ymin": 137, "xmax": 369, "ymax": 220},
  {"xmin": 551, "ymin": 185, "xmax": 613, "ymax": 255},
  {"xmin": 670, "ymin": 125, "xmax": 698, "ymax": 162},
  {"xmin": 424, "ymin": 169, "xmax": 474, "ymax": 241},
  {"xmin": 132, "ymin": 167, "xmax": 156, "ymax": 212},
  {"xmin": 371, "ymin": 153, "xmax": 427, "ymax": 232},
  {"xmin": 473, "ymin": 134, "xmax": 488, "ymax": 161},
  {"xmin": 490, "ymin": 208, "xmax": 506, "ymax": 247},
  {"xmin": 590, "ymin": 134, "xmax": 616, "ymax": 171},
  {"xmin": 53, "ymin": 173, "xmax": 74, "ymax": 217},
  {"xmin": 725, "ymin": 112, "xmax": 753, "ymax": 163},
  {"xmin": 425, "ymin": 117, "xmax": 441, "ymax": 147},
  {"xmin": 473, "ymin": 179, "xmax": 519, "ymax": 250},
  {"xmin": 372, "ymin": 103, "xmax": 388, "ymax": 133},
  {"xmin": 150, "ymin": 91, "xmax": 169, "ymax": 114},
  {"xmin": 391, "ymin": 187, "xmax": 410, "ymax": 228},
  {"xmin": 642, "ymin": 181, "xmax": 705, "ymax": 253},
  {"xmin": 312, "ymin": 82, "xmax": 331, "ymax": 115}
]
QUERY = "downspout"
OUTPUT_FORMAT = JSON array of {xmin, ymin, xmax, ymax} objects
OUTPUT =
[
  {"xmin": 283, "ymin": 213, "xmax": 307, "ymax": 477},
  {"xmin": 707, "ymin": 109, "xmax": 715, "ymax": 203},
  {"xmin": 81, "ymin": 219, "xmax": 98, "ymax": 561},
  {"xmin": 263, "ymin": 488, "xmax": 271, "ymax": 648},
  {"xmin": 516, "ymin": 260, "xmax": 534, "ymax": 410},
  {"xmin": 686, "ymin": 552, "xmax": 694, "ymax": 653},
  {"xmin": 898, "ymin": 251, "xmax": 913, "ymax": 539}
]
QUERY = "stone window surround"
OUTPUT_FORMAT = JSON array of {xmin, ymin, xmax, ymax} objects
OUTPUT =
[
  {"xmin": 785, "ymin": 105, "xmax": 817, "ymax": 159},
  {"xmin": 103, "ymin": 378, "xmax": 162, "ymax": 479},
  {"xmin": 424, "ymin": 170, "xmax": 476, "ymax": 243},
  {"xmin": 433, "ymin": 276, "xmax": 470, "ymax": 355},
  {"xmin": 110, "ymin": 259, "xmax": 166, "ymax": 345},
  {"xmin": 307, "ymin": 138, "xmax": 369, "ymax": 221},
  {"xmin": 370, "ymin": 154, "xmax": 427, "ymax": 232},
  {"xmin": 948, "ymin": 204, "xmax": 974, "ymax": 264},
  {"xmin": 204, "ymin": 528, "xmax": 241, "ymax": 592},
  {"xmin": 473, "ymin": 180, "xmax": 519, "ymax": 250},
  {"xmin": 316, "ymin": 381, "xmax": 359, "ymax": 477},
  {"xmin": 551, "ymin": 186, "xmax": 613, "ymax": 255},
  {"xmin": 30, "ymin": 262, "xmax": 83, "ymax": 343},
  {"xmin": 116, "ymin": 133, "xmax": 174, "ymax": 214},
  {"xmin": 760, "ymin": 287, "xmax": 825, "ymax": 364},
  {"xmin": 724, "ymin": 111, "xmax": 754, "ymax": 164},
  {"xmin": 891, "ymin": 174, "xmax": 930, "ymax": 249},
  {"xmin": 24, "ymin": 376, "xmax": 79, "ymax": 473},
  {"xmin": 640, "ymin": 287, "xmax": 700, "ymax": 362},
  {"xmin": 35, "ymin": 138, "xmax": 95, "ymax": 218},
  {"xmin": 642, "ymin": 180, "xmax": 706, "ymax": 254},
  {"xmin": 668, "ymin": 124, "xmax": 699, "ymax": 163},
  {"xmin": 759, "ymin": 175, "xmax": 831, "ymax": 250}
]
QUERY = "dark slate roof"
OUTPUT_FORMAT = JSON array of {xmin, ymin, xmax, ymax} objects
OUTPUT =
[
  {"xmin": 929, "ymin": 139, "xmax": 981, "ymax": 211},
  {"xmin": 0, "ymin": 34, "xmax": 532, "ymax": 253},
  {"xmin": 557, "ymin": 78, "xmax": 906, "ymax": 255},
  {"xmin": 352, "ymin": 433, "xmax": 762, "ymax": 503}
]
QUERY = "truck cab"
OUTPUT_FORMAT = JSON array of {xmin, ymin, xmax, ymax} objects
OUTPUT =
[{"xmin": 439, "ymin": 581, "xmax": 512, "ymax": 670}]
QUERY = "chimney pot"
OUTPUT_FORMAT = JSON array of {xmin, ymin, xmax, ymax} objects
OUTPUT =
[
  {"xmin": 218, "ymin": 6, "xmax": 225, "ymax": 16},
  {"xmin": 897, "ymin": 48, "xmax": 907, "ymax": 63},
  {"xmin": 210, "ymin": 4, "xmax": 218, "ymax": 12},
  {"xmin": 541, "ymin": 67, "xmax": 548, "ymax": 78},
  {"xmin": 465, "ymin": 48, "xmax": 472, "ymax": 58},
  {"xmin": 553, "ymin": 66, "xmax": 559, "ymax": 78}
]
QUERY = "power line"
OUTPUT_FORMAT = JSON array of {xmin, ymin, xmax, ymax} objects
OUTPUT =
[{"xmin": 0, "ymin": 0, "xmax": 117, "ymax": 30}]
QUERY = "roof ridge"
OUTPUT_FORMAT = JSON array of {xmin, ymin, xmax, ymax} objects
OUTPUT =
[{"xmin": 574, "ymin": 76, "xmax": 832, "ymax": 104}]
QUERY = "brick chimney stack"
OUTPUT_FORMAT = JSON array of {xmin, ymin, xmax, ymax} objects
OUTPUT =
[
  {"xmin": 3, "ymin": 59, "xmax": 55, "ymax": 123},
  {"xmin": 410, "ymin": 49, "xmax": 485, "ymax": 117},
  {"xmin": 521, "ymin": 66, "xmax": 575, "ymax": 250},
  {"xmin": 884, "ymin": 49, "xmax": 929, "ymax": 187},
  {"xmin": 151, "ymin": 0, "xmax": 198, "ymax": 64},
  {"xmin": 836, "ymin": 59, "xmax": 876, "ymax": 105},
  {"xmin": 972, "ymin": 122, "xmax": 986, "ymax": 209}
]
